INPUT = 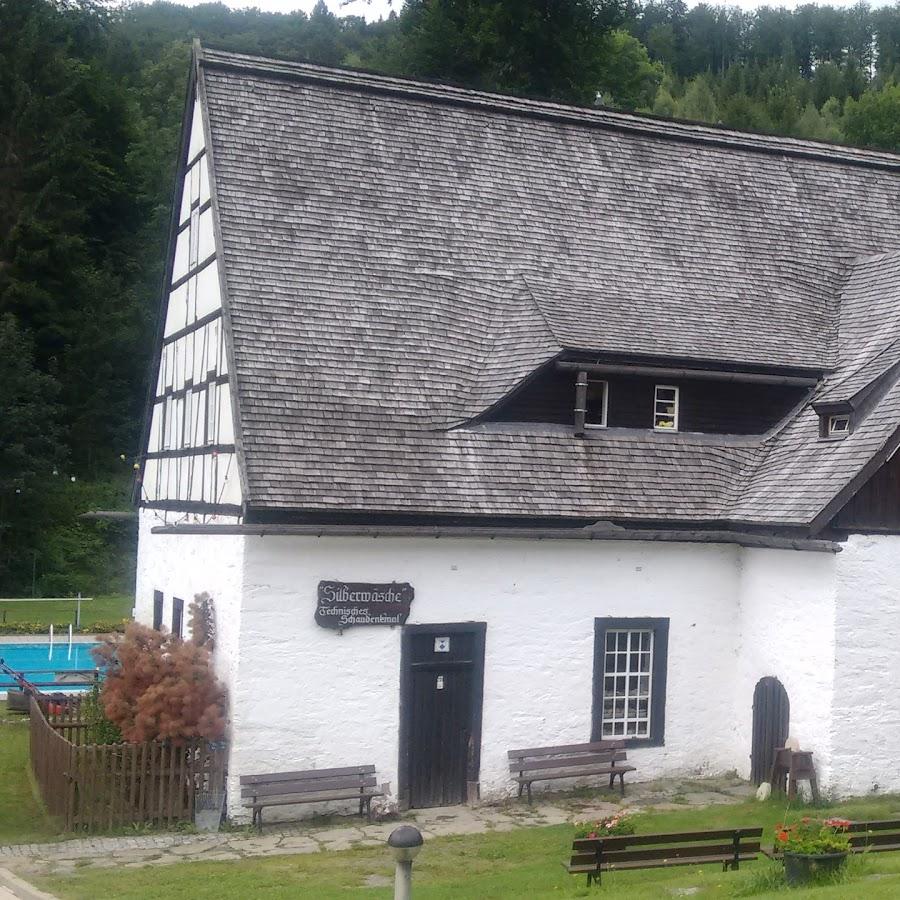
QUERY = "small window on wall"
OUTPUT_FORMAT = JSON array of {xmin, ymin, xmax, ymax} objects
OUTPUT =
[
  {"xmin": 153, "ymin": 591, "xmax": 164, "ymax": 631},
  {"xmin": 654, "ymin": 385, "xmax": 679, "ymax": 431},
  {"xmin": 172, "ymin": 597, "xmax": 184, "ymax": 638},
  {"xmin": 585, "ymin": 379, "xmax": 608, "ymax": 428},
  {"xmin": 592, "ymin": 617, "xmax": 669, "ymax": 747}
]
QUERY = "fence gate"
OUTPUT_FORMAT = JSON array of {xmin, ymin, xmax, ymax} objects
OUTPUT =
[{"xmin": 751, "ymin": 676, "xmax": 790, "ymax": 785}]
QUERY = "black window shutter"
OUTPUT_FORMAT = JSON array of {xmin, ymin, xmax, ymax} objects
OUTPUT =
[{"xmin": 172, "ymin": 596, "xmax": 184, "ymax": 638}]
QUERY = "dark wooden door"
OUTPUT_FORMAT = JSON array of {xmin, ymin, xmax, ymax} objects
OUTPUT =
[
  {"xmin": 402, "ymin": 625, "xmax": 485, "ymax": 809},
  {"xmin": 751, "ymin": 677, "xmax": 790, "ymax": 785}
]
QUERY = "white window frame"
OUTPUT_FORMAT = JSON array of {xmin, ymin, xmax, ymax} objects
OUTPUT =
[
  {"xmin": 653, "ymin": 384, "xmax": 679, "ymax": 431},
  {"xmin": 828, "ymin": 414, "xmax": 850, "ymax": 437},
  {"xmin": 189, "ymin": 207, "xmax": 201, "ymax": 270},
  {"xmin": 162, "ymin": 395, "xmax": 174, "ymax": 451},
  {"xmin": 183, "ymin": 388, "xmax": 194, "ymax": 448},
  {"xmin": 584, "ymin": 378, "xmax": 608, "ymax": 429},
  {"xmin": 206, "ymin": 380, "xmax": 218, "ymax": 445},
  {"xmin": 601, "ymin": 629, "xmax": 654, "ymax": 740}
]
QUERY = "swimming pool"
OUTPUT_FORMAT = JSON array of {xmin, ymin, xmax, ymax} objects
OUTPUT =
[{"xmin": 0, "ymin": 642, "xmax": 101, "ymax": 690}]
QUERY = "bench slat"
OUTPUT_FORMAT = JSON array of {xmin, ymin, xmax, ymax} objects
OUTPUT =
[
  {"xmin": 849, "ymin": 832, "xmax": 900, "ymax": 848},
  {"xmin": 244, "ymin": 787, "xmax": 383, "ymax": 809},
  {"xmin": 242, "ymin": 775, "xmax": 377, "ymax": 799},
  {"xmin": 852, "ymin": 842, "xmax": 900, "ymax": 854},
  {"xmin": 516, "ymin": 765, "xmax": 635, "ymax": 784},
  {"xmin": 568, "ymin": 852, "xmax": 758, "ymax": 875},
  {"xmin": 846, "ymin": 819, "xmax": 900, "ymax": 833},
  {"xmin": 574, "ymin": 827, "xmax": 763, "ymax": 852},
  {"xmin": 508, "ymin": 741, "xmax": 624, "ymax": 760},
  {"xmin": 602, "ymin": 842, "xmax": 761, "ymax": 865},
  {"xmin": 511, "ymin": 752, "xmax": 627, "ymax": 773},
  {"xmin": 569, "ymin": 839, "xmax": 761, "ymax": 867},
  {"xmin": 240, "ymin": 765, "xmax": 375, "ymax": 785}
]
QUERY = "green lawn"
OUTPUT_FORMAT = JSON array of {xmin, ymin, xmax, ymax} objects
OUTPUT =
[
  {"xmin": 0, "ymin": 718, "xmax": 60, "ymax": 844},
  {"xmin": 35, "ymin": 794, "xmax": 900, "ymax": 899},
  {"xmin": 0, "ymin": 595, "xmax": 132, "ymax": 630}
]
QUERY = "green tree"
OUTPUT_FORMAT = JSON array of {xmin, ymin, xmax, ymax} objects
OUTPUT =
[
  {"xmin": 0, "ymin": 314, "xmax": 64, "ymax": 589},
  {"xmin": 369, "ymin": 0, "xmax": 625, "ymax": 104},
  {"xmin": 678, "ymin": 74, "xmax": 718, "ymax": 121},
  {"xmin": 597, "ymin": 29, "xmax": 662, "ymax": 109},
  {"xmin": 843, "ymin": 84, "xmax": 900, "ymax": 150},
  {"xmin": 795, "ymin": 101, "xmax": 843, "ymax": 142}
]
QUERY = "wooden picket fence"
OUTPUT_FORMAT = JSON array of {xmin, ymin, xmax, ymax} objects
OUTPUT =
[{"xmin": 29, "ymin": 696, "xmax": 226, "ymax": 830}]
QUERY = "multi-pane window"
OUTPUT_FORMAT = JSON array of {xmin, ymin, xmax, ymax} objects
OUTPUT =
[
  {"xmin": 654, "ymin": 385, "xmax": 679, "ymax": 431},
  {"xmin": 593, "ymin": 617, "xmax": 669, "ymax": 746},
  {"xmin": 585, "ymin": 379, "xmax": 608, "ymax": 428},
  {"xmin": 600, "ymin": 629, "xmax": 653, "ymax": 739}
]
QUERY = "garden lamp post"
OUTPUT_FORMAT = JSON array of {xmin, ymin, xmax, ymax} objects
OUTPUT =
[{"xmin": 388, "ymin": 825, "xmax": 423, "ymax": 900}]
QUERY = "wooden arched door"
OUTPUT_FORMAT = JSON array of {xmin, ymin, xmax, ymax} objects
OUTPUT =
[{"xmin": 751, "ymin": 677, "xmax": 790, "ymax": 785}]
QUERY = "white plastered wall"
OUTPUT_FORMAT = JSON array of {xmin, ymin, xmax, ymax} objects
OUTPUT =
[
  {"xmin": 228, "ymin": 535, "xmax": 747, "ymax": 820},
  {"xmin": 134, "ymin": 508, "xmax": 246, "ymax": 736},
  {"xmin": 734, "ymin": 548, "xmax": 837, "ymax": 787},
  {"xmin": 830, "ymin": 534, "xmax": 900, "ymax": 796}
]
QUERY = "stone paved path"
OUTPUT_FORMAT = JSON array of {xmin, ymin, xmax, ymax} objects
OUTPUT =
[{"xmin": 0, "ymin": 776, "xmax": 755, "ymax": 884}]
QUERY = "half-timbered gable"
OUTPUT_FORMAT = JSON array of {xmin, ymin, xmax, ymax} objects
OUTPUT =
[{"xmin": 140, "ymin": 80, "xmax": 241, "ymax": 520}]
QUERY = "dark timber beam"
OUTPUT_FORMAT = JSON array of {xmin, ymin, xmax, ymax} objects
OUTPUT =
[
  {"xmin": 556, "ymin": 361, "xmax": 820, "ymax": 388},
  {"xmin": 150, "ymin": 521, "xmax": 841, "ymax": 552}
]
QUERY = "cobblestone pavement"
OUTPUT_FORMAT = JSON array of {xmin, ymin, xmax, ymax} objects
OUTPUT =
[{"xmin": 0, "ymin": 776, "xmax": 755, "ymax": 883}]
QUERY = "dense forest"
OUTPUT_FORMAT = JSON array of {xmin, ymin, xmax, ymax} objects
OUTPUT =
[{"xmin": 2, "ymin": 0, "xmax": 900, "ymax": 595}]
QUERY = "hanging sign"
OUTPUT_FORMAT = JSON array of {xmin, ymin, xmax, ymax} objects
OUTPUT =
[{"xmin": 315, "ymin": 581, "xmax": 414, "ymax": 630}]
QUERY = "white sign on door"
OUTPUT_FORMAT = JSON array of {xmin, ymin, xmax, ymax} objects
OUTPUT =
[{"xmin": 434, "ymin": 636, "xmax": 450, "ymax": 653}]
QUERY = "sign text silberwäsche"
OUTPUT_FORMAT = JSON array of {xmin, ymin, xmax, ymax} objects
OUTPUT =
[{"xmin": 315, "ymin": 581, "xmax": 414, "ymax": 629}]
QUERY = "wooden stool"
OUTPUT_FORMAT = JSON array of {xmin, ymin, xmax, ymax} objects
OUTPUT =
[{"xmin": 769, "ymin": 748, "xmax": 820, "ymax": 802}]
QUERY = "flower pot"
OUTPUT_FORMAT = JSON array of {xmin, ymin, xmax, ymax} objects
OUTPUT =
[{"xmin": 783, "ymin": 851, "xmax": 848, "ymax": 885}]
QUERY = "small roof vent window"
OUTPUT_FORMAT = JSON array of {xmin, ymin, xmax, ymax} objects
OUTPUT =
[{"xmin": 828, "ymin": 414, "xmax": 850, "ymax": 438}]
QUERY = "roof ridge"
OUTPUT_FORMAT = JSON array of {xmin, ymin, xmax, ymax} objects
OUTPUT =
[{"xmin": 198, "ymin": 45, "xmax": 900, "ymax": 173}]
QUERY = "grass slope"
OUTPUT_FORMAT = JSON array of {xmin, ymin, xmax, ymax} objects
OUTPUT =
[
  {"xmin": 0, "ymin": 719, "xmax": 59, "ymax": 844},
  {"xmin": 37, "ymin": 794, "xmax": 900, "ymax": 899},
  {"xmin": 0, "ymin": 595, "xmax": 132, "ymax": 628}
]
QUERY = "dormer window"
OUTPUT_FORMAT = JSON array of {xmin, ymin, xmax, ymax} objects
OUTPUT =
[
  {"xmin": 585, "ymin": 378, "xmax": 608, "ymax": 428},
  {"xmin": 654, "ymin": 385, "xmax": 679, "ymax": 431},
  {"xmin": 828, "ymin": 414, "xmax": 850, "ymax": 437}
]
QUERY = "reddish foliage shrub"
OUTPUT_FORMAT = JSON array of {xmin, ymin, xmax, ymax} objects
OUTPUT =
[
  {"xmin": 188, "ymin": 592, "xmax": 215, "ymax": 649},
  {"xmin": 92, "ymin": 623, "xmax": 227, "ymax": 743}
]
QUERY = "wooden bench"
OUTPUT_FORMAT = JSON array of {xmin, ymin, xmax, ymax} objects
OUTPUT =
[
  {"xmin": 764, "ymin": 818, "xmax": 900, "ymax": 858},
  {"xmin": 240, "ymin": 765, "xmax": 383, "ymax": 832},
  {"xmin": 508, "ymin": 740, "xmax": 636, "ymax": 803},
  {"xmin": 567, "ymin": 827, "xmax": 764, "ymax": 885}
]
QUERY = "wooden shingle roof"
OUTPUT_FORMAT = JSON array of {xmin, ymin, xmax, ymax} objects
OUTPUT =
[{"xmin": 197, "ymin": 47, "xmax": 900, "ymax": 532}]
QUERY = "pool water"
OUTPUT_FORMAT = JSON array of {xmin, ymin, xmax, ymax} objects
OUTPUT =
[{"xmin": 0, "ymin": 643, "xmax": 101, "ymax": 689}]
